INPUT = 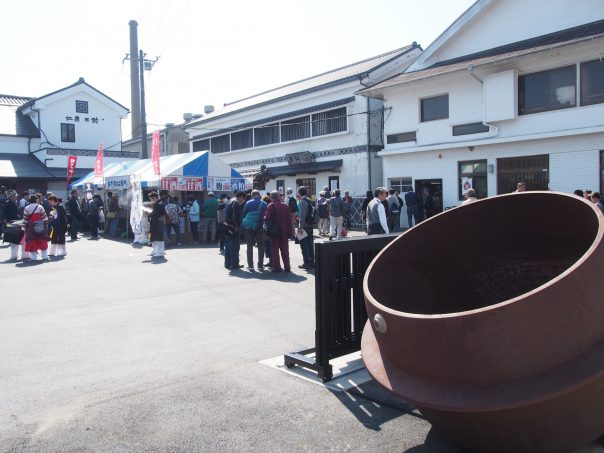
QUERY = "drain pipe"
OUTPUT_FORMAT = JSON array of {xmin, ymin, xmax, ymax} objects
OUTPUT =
[{"xmin": 359, "ymin": 75, "xmax": 372, "ymax": 191}]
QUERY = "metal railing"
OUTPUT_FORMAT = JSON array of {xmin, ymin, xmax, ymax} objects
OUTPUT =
[{"xmin": 284, "ymin": 233, "xmax": 398, "ymax": 381}]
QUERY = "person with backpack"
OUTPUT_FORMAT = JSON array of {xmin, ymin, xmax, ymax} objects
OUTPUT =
[
  {"xmin": 285, "ymin": 188, "xmax": 298, "ymax": 240},
  {"xmin": 22, "ymin": 194, "xmax": 50, "ymax": 261},
  {"xmin": 317, "ymin": 192, "xmax": 330, "ymax": 236},
  {"xmin": 327, "ymin": 189, "xmax": 345, "ymax": 240},
  {"xmin": 297, "ymin": 186, "xmax": 315, "ymax": 269},
  {"xmin": 164, "ymin": 196, "xmax": 183, "ymax": 246},
  {"xmin": 241, "ymin": 190, "xmax": 267, "ymax": 270}
]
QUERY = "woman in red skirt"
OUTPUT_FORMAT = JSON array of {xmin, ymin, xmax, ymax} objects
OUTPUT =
[{"xmin": 22, "ymin": 194, "xmax": 49, "ymax": 261}]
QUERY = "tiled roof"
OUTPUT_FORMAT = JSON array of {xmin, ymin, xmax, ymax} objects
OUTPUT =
[
  {"xmin": 0, "ymin": 95, "xmax": 33, "ymax": 106},
  {"xmin": 361, "ymin": 19, "xmax": 604, "ymax": 94},
  {"xmin": 0, "ymin": 154, "xmax": 52, "ymax": 179},
  {"xmin": 188, "ymin": 44, "xmax": 419, "ymax": 125}
]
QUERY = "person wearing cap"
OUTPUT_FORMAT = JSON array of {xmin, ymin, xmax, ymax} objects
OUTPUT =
[
  {"xmin": 224, "ymin": 191, "xmax": 246, "ymax": 269},
  {"xmin": 200, "ymin": 191, "xmax": 219, "ymax": 243}
]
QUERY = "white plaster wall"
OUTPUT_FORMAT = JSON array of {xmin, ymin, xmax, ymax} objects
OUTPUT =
[
  {"xmin": 382, "ymin": 40, "xmax": 604, "ymax": 153},
  {"xmin": 32, "ymin": 88, "xmax": 126, "ymax": 150},
  {"xmin": 426, "ymin": 0, "xmax": 604, "ymax": 66},
  {"xmin": 0, "ymin": 136, "xmax": 31, "ymax": 154},
  {"xmin": 382, "ymin": 133, "xmax": 603, "ymax": 217}
]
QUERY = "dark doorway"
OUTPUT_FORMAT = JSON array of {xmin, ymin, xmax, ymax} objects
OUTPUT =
[
  {"xmin": 497, "ymin": 154, "xmax": 549, "ymax": 194},
  {"xmin": 415, "ymin": 179, "xmax": 443, "ymax": 219}
]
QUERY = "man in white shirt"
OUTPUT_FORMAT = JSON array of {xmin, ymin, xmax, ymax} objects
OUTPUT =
[{"xmin": 366, "ymin": 187, "xmax": 389, "ymax": 235}]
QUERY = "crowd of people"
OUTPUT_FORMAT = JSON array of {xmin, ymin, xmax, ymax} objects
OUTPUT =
[{"xmin": 3, "ymin": 181, "xmax": 603, "ymax": 265}]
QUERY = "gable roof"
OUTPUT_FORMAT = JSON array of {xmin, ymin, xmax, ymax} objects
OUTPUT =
[
  {"xmin": 17, "ymin": 78, "xmax": 129, "ymax": 113},
  {"xmin": 0, "ymin": 95, "xmax": 39, "ymax": 137},
  {"xmin": 187, "ymin": 43, "xmax": 420, "ymax": 126},
  {"xmin": 359, "ymin": 19, "xmax": 604, "ymax": 96}
]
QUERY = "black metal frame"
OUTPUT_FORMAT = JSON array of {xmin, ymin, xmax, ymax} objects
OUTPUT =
[{"xmin": 284, "ymin": 234, "xmax": 398, "ymax": 381}]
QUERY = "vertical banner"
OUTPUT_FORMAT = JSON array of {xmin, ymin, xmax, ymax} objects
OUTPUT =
[
  {"xmin": 94, "ymin": 143, "xmax": 104, "ymax": 178},
  {"xmin": 151, "ymin": 130, "xmax": 161, "ymax": 175},
  {"xmin": 130, "ymin": 174, "xmax": 147, "ymax": 244},
  {"xmin": 66, "ymin": 155, "xmax": 78, "ymax": 187}
]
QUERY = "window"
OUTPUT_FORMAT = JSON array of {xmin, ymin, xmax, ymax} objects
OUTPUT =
[
  {"xmin": 231, "ymin": 129, "xmax": 253, "ymax": 150},
  {"xmin": 61, "ymin": 123, "xmax": 75, "ymax": 142},
  {"xmin": 312, "ymin": 107, "xmax": 347, "ymax": 137},
  {"xmin": 581, "ymin": 59, "xmax": 604, "ymax": 106},
  {"xmin": 281, "ymin": 116, "xmax": 310, "ymax": 142},
  {"xmin": 458, "ymin": 160, "xmax": 487, "ymax": 200},
  {"xmin": 452, "ymin": 122, "xmax": 489, "ymax": 136},
  {"xmin": 254, "ymin": 123, "xmax": 280, "ymax": 147},
  {"xmin": 388, "ymin": 177, "xmax": 413, "ymax": 193},
  {"xmin": 210, "ymin": 134, "xmax": 230, "ymax": 153},
  {"xmin": 519, "ymin": 65, "xmax": 576, "ymax": 115},
  {"xmin": 276, "ymin": 179, "xmax": 285, "ymax": 194},
  {"xmin": 387, "ymin": 132, "xmax": 416, "ymax": 144},
  {"xmin": 497, "ymin": 154, "xmax": 549, "ymax": 194},
  {"xmin": 421, "ymin": 94, "xmax": 449, "ymax": 122},
  {"xmin": 192, "ymin": 139, "xmax": 209, "ymax": 151},
  {"xmin": 296, "ymin": 178, "xmax": 316, "ymax": 199}
]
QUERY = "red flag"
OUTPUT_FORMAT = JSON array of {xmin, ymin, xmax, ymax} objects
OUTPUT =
[
  {"xmin": 151, "ymin": 130, "xmax": 161, "ymax": 175},
  {"xmin": 66, "ymin": 155, "xmax": 78, "ymax": 186},
  {"xmin": 94, "ymin": 143, "xmax": 104, "ymax": 177}
]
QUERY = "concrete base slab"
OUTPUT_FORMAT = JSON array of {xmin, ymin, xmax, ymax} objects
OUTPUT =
[{"xmin": 259, "ymin": 351, "xmax": 372, "ymax": 392}]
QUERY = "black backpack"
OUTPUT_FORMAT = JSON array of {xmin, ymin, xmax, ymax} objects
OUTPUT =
[{"xmin": 305, "ymin": 199, "xmax": 320, "ymax": 225}]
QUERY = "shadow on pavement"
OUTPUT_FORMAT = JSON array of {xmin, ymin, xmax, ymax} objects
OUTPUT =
[
  {"xmin": 404, "ymin": 428, "xmax": 465, "ymax": 452},
  {"xmin": 142, "ymin": 257, "xmax": 168, "ymax": 264},
  {"xmin": 227, "ymin": 268, "xmax": 307, "ymax": 282},
  {"xmin": 15, "ymin": 260, "xmax": 45, "ymax": 267}
]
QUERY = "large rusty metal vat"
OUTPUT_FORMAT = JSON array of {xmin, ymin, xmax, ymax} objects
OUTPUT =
[{"xmin": 362, "ymin": 192, "xmax": 604, "ymax": 452}]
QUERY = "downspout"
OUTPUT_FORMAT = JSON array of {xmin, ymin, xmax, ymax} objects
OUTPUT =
[{"xmin": 359, "ymin": 74, "xmax": 372, "ymax": 191}]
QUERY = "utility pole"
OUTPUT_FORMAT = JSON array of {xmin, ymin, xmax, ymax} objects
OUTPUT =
[{"xmin": 124, "ymin": 21, "xmax": 158, "ymax": 159}]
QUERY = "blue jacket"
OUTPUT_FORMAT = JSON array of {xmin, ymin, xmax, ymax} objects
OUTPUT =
[{"xmin": 243, "ymin": 197, "xmax": 267, "ymax": 223}]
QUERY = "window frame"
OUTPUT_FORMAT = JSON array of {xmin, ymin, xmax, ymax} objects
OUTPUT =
[
  {"xmin": 420, "ymin": 94, "xmax": 449, "ymax": 122},
  {"xmin": 60, "ymin": 123, "xmax": 75, "ymax": 142},
  {"xmin": 458, "ymin": 159, "xmax": 488, "ymax": 201},
  {"xmin": 580, "ymin": 59, "xmax": 604, "ymax": 106},
  {"xmin": 518, "ymin": 64, "xmax": 577, "ymax": 115}
]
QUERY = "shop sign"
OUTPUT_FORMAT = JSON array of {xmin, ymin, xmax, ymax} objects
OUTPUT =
[
  {"xmin": 206, "ymin": 177, "xmax": 252, "ymax": 192},
  {"xmin": 461, "ymin": 177, "xmax": 473, "ymax": 194},
  {"xmin": 160, "ymin": 176, "xmax": 204, "ymax": 191},
  {"xmin": 105, "ymin": 176, "xmax": 130, "ymax": 190}
]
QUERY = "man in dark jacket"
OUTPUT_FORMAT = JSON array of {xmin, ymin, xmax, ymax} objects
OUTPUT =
[
  {"xmin": 149, "ymin": 192, "xmax": 166, "ymax": 259},
  {"xmin": 404, "ymin": 187, "xmax": 420, "ymax": 227},
  {"xmin": 297, "ymin": 186, "xmax": 315, "ymax": 269},
  {"xmin": 66, "ymin": 190, "xmax": 81, "ymax": 240},
  {"xmin": 3, "ymin": 191, "xmax": 18, "ymax": 225},
  {"xmin": 224, "ymin": 191, "xmax": 246, "ymax": 270}
]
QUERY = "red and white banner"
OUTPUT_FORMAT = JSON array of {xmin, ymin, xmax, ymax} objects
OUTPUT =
[
  {"xmin": 151, "ymin": 130, "xmax": 161, "ymax": 175},
  {"xmin": 94, "ymin": 143, "xmax": 104, "ymax": 177},
  {"xmin": 66, "ymin": 155, "xmax": 78, "ymax": 186}
]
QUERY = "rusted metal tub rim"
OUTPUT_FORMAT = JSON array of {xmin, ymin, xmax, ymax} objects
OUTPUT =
[
  {"xmin": 362, "ymin": 319, "xmax": 604, "ymax": 412},
  {"xmin": 362, "ymin": 191, "xmax": 604, "ymax": 320}
]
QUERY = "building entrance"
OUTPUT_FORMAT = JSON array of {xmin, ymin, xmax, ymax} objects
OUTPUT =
[{"xmin": 415, "ymin": 179, "xmax": 443, "ymax": 219}]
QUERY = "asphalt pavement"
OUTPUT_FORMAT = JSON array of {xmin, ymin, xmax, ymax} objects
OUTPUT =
[{"xmin": 1, "ymin": 232, "xmax": 595, "ymax": 452}]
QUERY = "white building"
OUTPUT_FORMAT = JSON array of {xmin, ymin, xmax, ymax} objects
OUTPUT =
[
  {"xmin": 0, "ymin": 78, "xmax": 137, "ymax": 194},
  {"xmin": 184, "ymin": 45, "xmax": 422, "ymax": 210},
  {"xmin": 359, "ymin": 0, "xmax": 604, "ymax": 226}
]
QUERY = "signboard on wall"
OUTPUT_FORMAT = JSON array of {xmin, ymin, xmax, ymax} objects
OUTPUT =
[
  {"xmin": 461, "ymin": 177, "xmax": 473, "ymax": 194},
  {"xmin": 160, "ymin": 176, "xmax": 204, "ymax": 191}
]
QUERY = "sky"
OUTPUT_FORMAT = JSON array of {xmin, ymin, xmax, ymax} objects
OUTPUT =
[{"xmin": 2, "ymin": 0, "xmax": 476, "ymax": 141}]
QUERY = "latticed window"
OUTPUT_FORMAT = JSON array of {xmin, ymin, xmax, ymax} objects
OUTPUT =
[
  {"xmin": 210, "ymin": 134, "xmax": 230, "ymax": 153},
  {"xmin": 312, "ymin": 107, "xmax": 347, "ymax": 137},
  {"xmin": 281, "ymin": 116, "xmax": 310, "ymax": 142},
  {"xmin": 231, "ymin": 129, "xmax": 253, "ymax": 150},
  {"xmin": 254, "ymin": 123, "xmax": 280, "ymax": 146}
]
